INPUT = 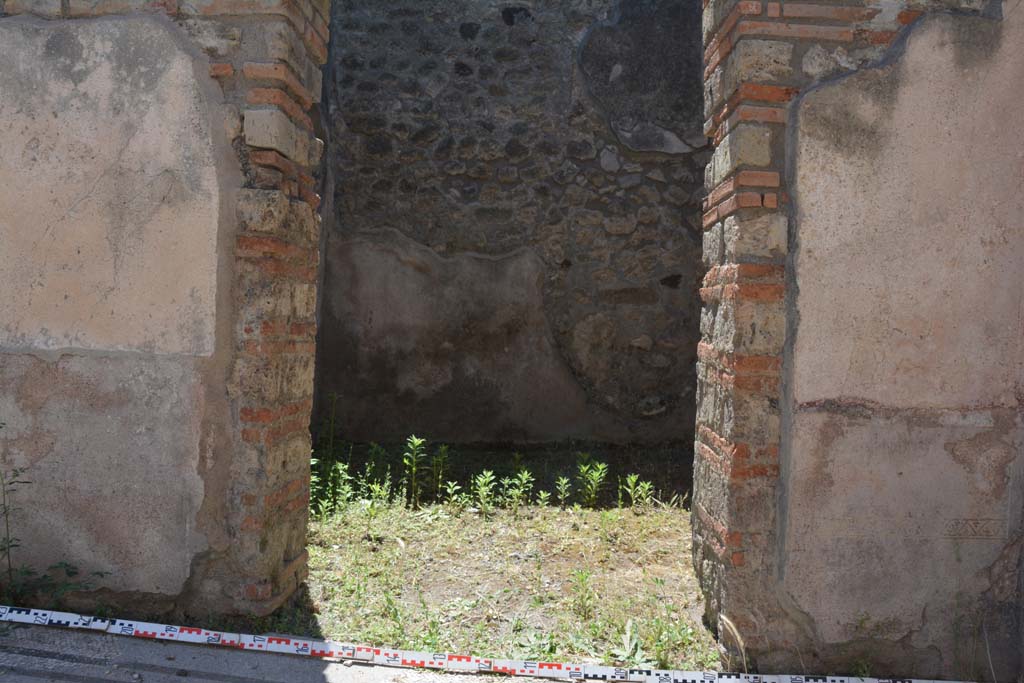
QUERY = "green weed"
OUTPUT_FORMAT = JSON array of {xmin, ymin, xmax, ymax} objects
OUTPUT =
[
  {"xmin": 473, "ymin": 470, "xmax": 497, "ymax": 516},
  {"xmin": 0, "ymin": 423, "xmax": 106, "ymax": 606},
  {"xmin": 576, "ymin": 455, "xmax": 609, "ymax": 508},
  {"xmin": 402, "ymin": 435, "xmax": 428, "ymax": 509},
  {"xmin": 555, "ymin": 476, "xmax": 572, "ymax": 508},
  {"xmin": 611, "ymin": 619, "xmax": 653, "ymax": 667},
  {"xmin": 442, "ymin": 480, "xmax": 467, "ymax": 512},
  {"xmin": 429, "ymin": 445, "xmax": 449, "ymax": 503},
  {"xmin": 501, "ymin": 468, "xmax": 534, "ymax": 518},
  {"xmin": 570, "ymin": 568, "xmax": 596, "ymax": 620},
  {"xmin": 621, "ymin": 473, "xmax": 655, "ymax": 510}
]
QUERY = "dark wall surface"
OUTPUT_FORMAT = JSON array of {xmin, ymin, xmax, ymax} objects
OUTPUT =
[{"xmin": 317, "ymin": 0, "xmax": 707, "ymax": 444}]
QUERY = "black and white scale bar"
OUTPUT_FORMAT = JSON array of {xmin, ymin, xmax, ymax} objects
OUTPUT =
[{"xmin": 0, "ymin": 605, "xmax": 965, "ymax": 683}]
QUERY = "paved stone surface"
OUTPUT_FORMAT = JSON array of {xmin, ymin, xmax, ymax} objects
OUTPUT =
[{"xmin": 0, "ymin": 624, "xmax": 534, "ymax": 683}]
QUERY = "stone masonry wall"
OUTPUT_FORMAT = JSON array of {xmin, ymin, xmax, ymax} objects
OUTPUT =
[
  {"xmin": 316, "ymin": 0, "xmax": 709, "ymax": 444},
  {"xmin": 693, "ymin": 0, "xmax": 1021, "ymax": 676},
  {"xmin": 0, "ymin": 0, "xmax": 327, "ymax": 615}
]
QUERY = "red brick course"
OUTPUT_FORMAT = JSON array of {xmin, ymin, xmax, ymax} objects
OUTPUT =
[
  {"xmin": 695, "ymin": 0, "xmax": 922, "ymax": 663},
  {"xmin": 209, "ymin": 62, "xmax": 235, "ymax": 78},
  {"xmin": 243, "ymin": 62, "xmax": 314, "ymax": 109},
  {"xmin": 247, "ymin": 87, "xmax": 314, "ymax": 131},
  {"xmin": 168, "ymin": 0, "xmax": 326, "ymax": 613}
]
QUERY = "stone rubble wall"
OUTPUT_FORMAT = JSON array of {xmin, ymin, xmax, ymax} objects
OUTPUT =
[
  {"xmin": 0, "ymin": 0, "xmax": 328, "ymax": 615},
  {"xmin": 316, "ymin": 0, "xmax": 709, "ymax": 445},
  {"xmin": 693, "ymin": 0, "xmax": 1023, "ymax": 675}
]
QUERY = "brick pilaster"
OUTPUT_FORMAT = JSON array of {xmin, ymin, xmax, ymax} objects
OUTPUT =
[
  {"xmin": 693, "ymin": 0, "xmax": 939, "ymax": 664},
  {"xmin": 189, "ymin": 0, "xmax": 327, "ymax": 614}
]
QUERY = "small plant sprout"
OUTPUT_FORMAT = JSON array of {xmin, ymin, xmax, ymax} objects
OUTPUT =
[
  {"xmin": 502, "ymin": 468, "xmax": 534, "ymax": 518},
  {"xmin": 576, "ymin": 456, "xmax": 609, "ymax": 508},
  {"xmin": 442, "ymin": 480, "xmax": 467, "ymax": 512},
  {"xmin": 650, "ymin": 614, "xmax": 698, "ymax": 669},
  {"xmin": 555, "ymin": 476, "xmax": 572, "ymax": 508},
  {"xmin": 473, "ymin": 470, "xmax": 497, "ymax": 516},
  {"xmin": 1, "ymin": 423, "xmax": 102, "ymax": 605},
  {"xmin": 611, "ymin": 619, "xmax": 652, "ymax": 667},
  {"xmin": 403, "ymin": 435, "xmax": 428, "ymax": 509},
  {"xmin": 430, "ymin": 444, "xmax": 449, "ymax": 503},
  {"xmin": 0, "ymin": 465, "xmax": 28, "ymax": 592},
  {"xmin": 499, "ymin": 476, "xmax": 514, "ymax": 506},
  {"xmin": 570, "ymin": 568, "xmax": 596, "ymax": 620},
  {"xmin": 369, "ymin": 475, "xmax": 392, "ymax": 504},
  {"xmin": 535, "ymin": 490, "xmax": 551, "ymax": 507},
  {"xmin": 621, "ymin": 473, "xmax": 655, "ymax": 510}
]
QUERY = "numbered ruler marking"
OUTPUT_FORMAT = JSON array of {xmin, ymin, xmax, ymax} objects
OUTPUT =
[{"xmin": 0, "ymin": 604, "xmax": 959, "ymax": 683}]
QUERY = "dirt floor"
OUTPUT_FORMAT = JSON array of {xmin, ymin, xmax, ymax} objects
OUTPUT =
[
  {"xmin": 296, "ymin": 504, "xmax": 721, "ymax": 670},
  {"xmin": 0, "ymin": 504, "xmax": 722, "ymax": 682}
]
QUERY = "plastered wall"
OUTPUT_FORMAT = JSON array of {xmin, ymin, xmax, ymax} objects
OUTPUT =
[
  {"xmin": 0, "ymin": 13, "xmax": 228, "ymax": 600},
  {"xmin": 692, "ymin": 0, "xmax": 1024, "ymax": 674},
  {"xmin": 0, "ymin": 0, "xmax": 329, "ymax": 616},
  {"xmin": 786, "ymin": 9, "xmax": 1024, "ymax": 675}
]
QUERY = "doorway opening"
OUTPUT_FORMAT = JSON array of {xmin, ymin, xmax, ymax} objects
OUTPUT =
[{"xmin": 302, "ymin": 0, "xmax": 715, "ymax": 669}]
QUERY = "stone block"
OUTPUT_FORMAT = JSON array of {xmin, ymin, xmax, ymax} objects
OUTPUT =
[
  {"xmin": 257, "ymin": 19, "xmax": 322, "ymax": 102},
  {"xmin": 245, "ymin": 108, "xmax": 310, "ymax": 166},
  {"xmin": 222, "ymin": 103, "xmax": 243, "ymax": 140},
  {"xmin": 703, "ymin": 0, "xmax": 742, "ymax": 43},
  {"xmin": 700, "ymin": 305, "xmax": 717, "ymax": 341},
  {"xmin": 723, "ymin": 213, "xmax": 787, "ymax": 261},
  {"xmin": 230, "ymin": 354, "xmax": 315, "ymax": 403},
  {"xmin": 729, "ymin": 385, "xmax": 780, "ymax": 444},
  {"xmin": 710, "ymin": 40, "xmax": 795, "ymax": 116},
  {"xmin": 732, "ymin": 297, "xmax": 785, "ymax": 356},
  {"xmin": 695, "ymin": 368, "xmax": 726, "ymax": 429},
  {"xmin": 705, "ymin": 124, "xmax": 774, "ymax": 188},
  {"xmin": 289, "ymin": 199, "xmax": 319, "ymax": 243},
  {"xmin": 235, "ymin": 270, "xmax": 316, "ymax": 325},
  {"xmin": 237, "ymin": 189, "xmax": 291, "ymax": 236},
  {"xmin": 309, "ymin": 136, "xmax": 324, "ymax": 166},
  {"xmin": 605, "ymin": 215, "xmax": 638, "ymax": 235},
  {"xmin": 710, "ymin": 299, "xmax": 735, "ymax": 352},
  {"xmin": 703, "ymin": 220, "xmax": 724, "ymax": 266},
  {"xmin": 733, "ymin": 39, "xmax": 795, "ymax": 82}
]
